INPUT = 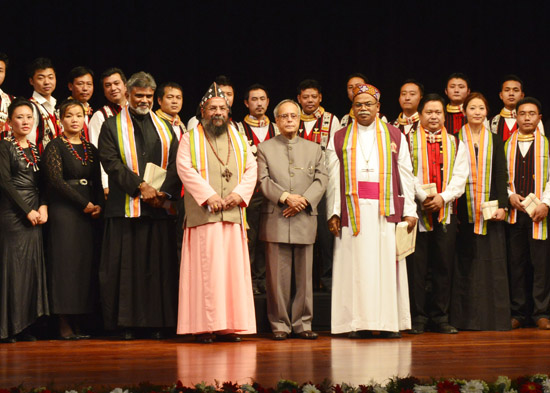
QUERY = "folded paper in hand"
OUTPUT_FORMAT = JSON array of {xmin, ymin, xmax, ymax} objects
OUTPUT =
[
  {"xmin": 396, "ymin": 221, "xmax": 417, "ymax": 260},
  {"xmin": 481, "ymin": 200, "xmax": 499, "ymax": 220},
  {"xmin": 521, "ymin": 193, "xmax": 541, "ymax": 217},
  {"xmin": 143, "ymin": 162, "xmax": 166, "ymax": 190},
  {"xmin": 421, "ymin": 183, "xmax": 437, "ymax": 196}
]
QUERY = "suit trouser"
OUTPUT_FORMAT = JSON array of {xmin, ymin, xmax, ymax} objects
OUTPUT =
[
  {"xmin": 508, "ymin": 211, "xmax": 550, "ymax": 323},
  {"xmin": 407, "ymin": 214, "xmax": 457, "ymax": 325},
  {"xmin": 265, "ymin": 242, "xmax": 313, "ymax": 333}
]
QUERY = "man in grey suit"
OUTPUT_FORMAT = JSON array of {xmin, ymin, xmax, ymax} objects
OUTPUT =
[{"xmin": 257, "ymin": 99, "xmax": 328, "ymax": 340}]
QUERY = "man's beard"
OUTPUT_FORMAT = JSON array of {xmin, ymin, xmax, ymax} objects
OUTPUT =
[
  {"xmin": 130, "ymin": 104, "xmax": 151, "ymax": 115},
  {"xmin": 202, "ymin": 116, "xmax": 228, "ymax": 136}
]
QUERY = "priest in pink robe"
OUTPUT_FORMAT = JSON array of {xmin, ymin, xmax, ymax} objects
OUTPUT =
[{"xmin": 176, "ymin": 83, "xmax": 257, "ymax": 343}]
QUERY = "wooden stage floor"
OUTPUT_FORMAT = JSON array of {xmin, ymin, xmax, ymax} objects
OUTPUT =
[{"xmin": 1, "ymin": 329, "xmax": 549, "ymax": 389}]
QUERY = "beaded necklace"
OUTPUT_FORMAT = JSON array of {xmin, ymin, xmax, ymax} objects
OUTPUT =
[
  {"xmin": 7, "ymin": 136, "xmax": 40, "ymax": 171},
  {"xmin": 62, "ymin": 133, "xmax": 90, "ymax": 165},
  {"xmin": 203, "ymin": 130, "xmax": 233, "ymax": 181}
]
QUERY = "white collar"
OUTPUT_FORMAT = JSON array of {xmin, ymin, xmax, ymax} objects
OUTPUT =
[
  {"xmin": 358, "ymin": 120, "xmax": 377, "ymax": 133},
  {"xmin": 32, "ymin": 91, "xmax": 56, "ymax": 107}
]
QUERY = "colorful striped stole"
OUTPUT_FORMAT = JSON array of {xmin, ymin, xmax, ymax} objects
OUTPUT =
[
  {"xmin": 188, "ymin": 124, "xmax": 249, "ymax": 232},
  {"xmin": 115, "ymin": 106, "xmax": 173, "ymax": 218},
  {"xmin": 342, "ymin": 118, "xmax": 394, "ymax": 236},
  {"xmin": 188, "ymin": 123, "xmax": 248, "ymax": 182},
  {"xmin": 412, "ymin": 126, "xmax": 457, "ymax": 231},
  {"xmin": 459, "ymin": 124, "xmax": 493, "ymax": 235},
  {"xmin": 505, "ymin": 128, "xmax": 549, "ymax": 240}
]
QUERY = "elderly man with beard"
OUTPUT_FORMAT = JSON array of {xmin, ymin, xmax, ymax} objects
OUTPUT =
[
  {"xmin": 98, "ymin": 71, "xmax": 181, "ymax": 340},
  {"xmin": 326, "ymin": 84, "xmax": 417, "ymax": 339},
  {"xmin": 176, "ymin": 83, "xmax": 257, "ymax": 344}
]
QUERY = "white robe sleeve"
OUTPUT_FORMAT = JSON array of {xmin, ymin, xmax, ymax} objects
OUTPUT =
[
  {"xmin": 397, "ymin": 134, "xmax": 418, "ymax": 218},
  {"xmin": 440, "ymin": 140, "xmax": 468, "ymax": 204},
  {"xmin": 325, "ymin": 133, "xmax": 341, "ymax": 220}
]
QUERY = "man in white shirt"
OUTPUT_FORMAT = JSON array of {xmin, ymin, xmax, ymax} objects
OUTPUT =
[
  {"xmin": 393, "ymin": 79, "xmax": 423, "ymax": 146},
  {"xmin": 505, "ymin": 97, "xmax": 550, "ymax": 330},
  {"xmin": 0, "ymin": 52, "xmax": 14, "ymax": 134},
  {"xmin": 407, "ymin": 94, "xmax": 468, "ymax": 335},
  {"xmin": 88, "ymin": 67, "xmax": 128, "ymax": 197},
  {"xmin": 28, "ymin": 57, "xmax": 59, "ymax": 152}
]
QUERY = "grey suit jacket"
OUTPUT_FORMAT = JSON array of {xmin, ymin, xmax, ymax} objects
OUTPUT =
[{"xmin": 257, "ymin": 134, "xmax": 327, "ymax": 244}]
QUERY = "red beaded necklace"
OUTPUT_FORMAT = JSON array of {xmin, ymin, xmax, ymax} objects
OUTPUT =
[
  {"xmin": 62, "ymin": 133, "xmax": 89, "ymax": 165},
  {"xmin": 9, "ymin": 136, "xmax": 39, "ymax": 171}
]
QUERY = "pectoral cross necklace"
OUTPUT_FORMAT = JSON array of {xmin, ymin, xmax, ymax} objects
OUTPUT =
[
  {"xmin": 204, "ymin": 130, "xmax": 233, "ymax": 182},
  {"xmin": 357, "ymin": 131, "xmax": 376, "ymax": 180}
]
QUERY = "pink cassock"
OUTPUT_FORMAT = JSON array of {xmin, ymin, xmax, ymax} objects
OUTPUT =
[{"xmin": 176, "ymin": 132, "xmax": 257, "ymax": 335}]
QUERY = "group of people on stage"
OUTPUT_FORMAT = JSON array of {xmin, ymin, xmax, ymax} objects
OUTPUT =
[{"xmin": 1, "ymin": 52, "xmax": 549, "ymax": 344}]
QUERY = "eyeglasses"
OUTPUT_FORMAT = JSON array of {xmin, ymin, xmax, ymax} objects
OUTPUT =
[
  {"xmin": 278, "ymin": 113, "xmax": 299, "ymax": 120},
  {"xmin": 354, "ymin": 102, "xmax": 377, "ymax": 109}
]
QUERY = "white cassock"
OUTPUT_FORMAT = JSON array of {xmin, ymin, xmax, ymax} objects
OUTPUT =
[{"xmin": 326, "ymin": 120, "xmax": 417, "ymax": 333}]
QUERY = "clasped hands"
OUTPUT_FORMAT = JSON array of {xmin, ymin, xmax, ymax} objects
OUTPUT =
[
  {"xmin": 206, "ymin": 192, "xmax": 243, "ymax": 213},
  {"xmin": 510, "ymin": 193, "xmax": 548, "ymax": 223},
  {"xmin": 27, "ymin": 205, "xmax": 48, "ymax": 226},
  {"xmin": 140, "ymin": 182, "xmax": 167, "ymax": 209},
  {"xmin": 283, "ymin": 194, "xmax": 308, "ymax": 218},
  {"xmin": 83, "ymin": 202, "xmax": 102, "ymax": 218},
  {"xmin": 422, "ymin": 193, "xmax": 444, "ymax": 213}
]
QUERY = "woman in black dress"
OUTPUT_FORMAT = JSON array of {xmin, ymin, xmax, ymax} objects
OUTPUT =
[
  {"xmin": 43, "ymin": 99, "xmax": 103, "ymax": 340},
  {"xmin": 450, "ymin": 92, "xmax": 511, "ymax": 330},
  {"xmin": 0, "ymin": 99, "xmax": 49, "ymax": 343}
]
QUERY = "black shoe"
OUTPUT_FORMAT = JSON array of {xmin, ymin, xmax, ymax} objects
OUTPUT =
[
  {"xmin": 408, "ymin": 324, "xmax": 425, "ymax": 335},
  {"xmin": 16, "ymin": 332, "xmax": 37, "ymax": 342},
  {"xmin": 272, "ymin": 331, "xmax": 288, "ymax": 340},
  {"xmin": 347, "ymin": 330, "xmax": 372, "ymax": 339},
  {"xmin": 58, "ymin": 334, "xmax": 79, "ymax": 340},
  {"xmin": 1, "ymin": 336, "xmax": 16, "ymax": 343},
  {"xmin": 436, "ymin": 323, "xmax": 458, "ymax": 334},
  {"xmin": 295, "ymin": 330, "xmax": 318, "ymax": 340},
  {"xmin": 195, "ymin": 333, "xmax": 214, "ymax": 344},
  {"xmin": 75, "ymin": 334, "xmax": 91, "ymax": 340},
  {"xmin": 216, "ymin": 333, "xmax": 242, "ymax": 342},
  {"xmin": 122, "ymin": 329, "xmax": 135, "ymax": 340},
  {"xmin": 380, "ymin": 331, "xmax": 402, "ymax": 339}
]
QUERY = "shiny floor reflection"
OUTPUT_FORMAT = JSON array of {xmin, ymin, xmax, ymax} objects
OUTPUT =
[{"xmin": 1, "ymin": 331, "xmax": 549, "ymax": 388}]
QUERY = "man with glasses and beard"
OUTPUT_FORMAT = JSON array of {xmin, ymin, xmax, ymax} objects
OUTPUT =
[{"xmin": 176, "ymin": 83, "xmax": 257, "ymax": 343}]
